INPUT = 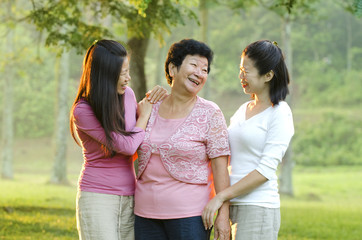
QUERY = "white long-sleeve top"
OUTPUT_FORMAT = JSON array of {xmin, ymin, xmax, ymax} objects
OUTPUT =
[{"xmin": 228, "ymin": 101, "xmax": 294, "ymax": 208}]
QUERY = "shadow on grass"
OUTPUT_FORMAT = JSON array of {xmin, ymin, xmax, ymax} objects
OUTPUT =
[{"xmin": 2, "ymin": 206, "xmax": 74, "ymax": 216}]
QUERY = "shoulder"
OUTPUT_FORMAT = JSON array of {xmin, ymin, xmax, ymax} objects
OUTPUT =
[
  {"xmin": 197, "ymin": 96, "xmax": 221, "ymax": 112},
  {"xmin": 272, "ymin": 101, "xmax": 292, "ymax": 115},
  {"xmin": 123, "ymin": 86, "xmax": 136, "ymax": 100},
  {"xmin": 269, "ymin": 101, "xmax": 293, "ymax": 124},
  {"xmin": 237, "ymin": 101, "xmax": 250, "ymax": 112},
  {"xmin": 231, "ymin": 101, "xmax": 249, "ymax": 119},
  {"xmin": 73, "ymin": 99, "xmax": 92, "ymax": 117}
]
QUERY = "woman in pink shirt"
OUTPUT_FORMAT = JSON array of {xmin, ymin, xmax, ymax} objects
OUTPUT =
[
  {"xmin": 70, "ymin": 40, "xmax": 166, "ymax": 240},
  {"xmin": 134, "ymin": 39, "xmax": 230, "ymax": 240}
]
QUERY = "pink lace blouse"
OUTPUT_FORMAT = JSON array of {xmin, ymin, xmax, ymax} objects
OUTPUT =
[
  {"xmin": 134, "ymin": 97, "xmax": 230, "ymax": 218},
  {"xmin": 137, "ymin": 96, "xmax": 230, "ymax": 184}
]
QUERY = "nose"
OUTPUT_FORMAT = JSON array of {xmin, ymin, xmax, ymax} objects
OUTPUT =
[
  {"xmin": 126, "ymin": 73, "xmax": 131, "ymax": 82},
  {"xmin": 195, "ymin": 67, "xmax": 206, "ymax": 78}
]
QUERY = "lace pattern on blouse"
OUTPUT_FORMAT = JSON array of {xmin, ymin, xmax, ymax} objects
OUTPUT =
[{"xmin": 137, "ymin": 97, "xmax": 230, "ymax": 184}]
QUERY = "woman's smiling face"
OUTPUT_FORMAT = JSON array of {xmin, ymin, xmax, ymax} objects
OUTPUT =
[
  {"xmin": 117, "ymin": 57, "xmax": 131, "ymax": 95},
  {"xmin": 239, "ymin": 53, "xmax": 268, "ymax": 96},
  {"xmin": 170, "ymin": 54, "xmax": 209, "ymax": 96}
]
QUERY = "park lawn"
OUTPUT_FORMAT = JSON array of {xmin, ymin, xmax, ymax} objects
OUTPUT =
[
  {"xmin": 279, "ymin": 166, "xmax": 362, "ymax": 240},
  {"xmin": 1, "ymin": 166, "xmax": 362, "ymax": 239},
  {"xmin": 0, "ymin": 173, "xmax": 78, "ymax": 239}
]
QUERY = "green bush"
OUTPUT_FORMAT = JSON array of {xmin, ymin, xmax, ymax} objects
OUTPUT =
[
  {"xmin": 294, "ymin": 61, "xmax": 362, "ymax": 108},
  {"xmin": 293, "ymin": 110, "xmax": 362, "ymax": 166}
]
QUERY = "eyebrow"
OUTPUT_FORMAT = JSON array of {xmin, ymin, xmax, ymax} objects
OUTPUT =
[{"xmin": 190, "ymin": 57, "xmax": 208, "ymax": 66}]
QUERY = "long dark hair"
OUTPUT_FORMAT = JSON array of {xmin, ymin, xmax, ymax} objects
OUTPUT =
[
  {"xmin": 243, "ymin": 40, "xmax": 290, "ymax": 105},
  {"xmin": 70, "ymin": 39, "xmax": 133, "ymax": 156}
]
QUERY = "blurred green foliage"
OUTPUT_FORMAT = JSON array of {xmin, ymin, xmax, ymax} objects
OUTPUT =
[
  {"xmin": 296, "ymin": 61, "xmax": 362, "ymax": 107},
  {"xmin": 1, "ymin": 0, "xmax": 361, "ymax": 166},
  {"xmin": 293, "ymin": 110, "xmax": 362, "ymax": 166}
]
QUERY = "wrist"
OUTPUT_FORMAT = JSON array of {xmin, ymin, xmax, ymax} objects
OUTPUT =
[
  {"xmin": 137, "ymin": 114, "xmax": 147, "ymax": 121},
  {"xmin": 217, "ymin": 191, "xmax": 229, "ymax": 203},
  {"xmin": 217, "ymin": 204, "xmax": 229, "ymax": 218}
]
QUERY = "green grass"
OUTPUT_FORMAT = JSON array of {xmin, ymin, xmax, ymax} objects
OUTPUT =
[
  {"xmin": 0, "ymin": 174, "xmax": 78, "ymax": 239},
  {"xmin": 279, "ymin": 167, "xmax": 362, "ymax": 240},
  {"xmin": 1, "ymin": 139, "xmax": 362, "ymax": 239}
]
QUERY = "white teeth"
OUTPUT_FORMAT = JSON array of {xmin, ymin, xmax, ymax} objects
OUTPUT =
[{"xmin": 189, "ymin": 79, "xmax": 199, "ymax": 85}]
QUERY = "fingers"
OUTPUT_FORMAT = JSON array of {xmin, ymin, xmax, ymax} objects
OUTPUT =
[
  {"xmin": 213, "ymin": 223, "xmax": 230, "ymax": 240},
  {"xmin": 213, "ymin": 212, "xmax": 231, "ymax": 240},
  {"xmin": 146, "ymin": 85, "xmax": 168, "ymax": 103},
  {"xmin": 209, "ymin": 211, "xmax": 214, "ymax": 229},
  {"xmin": 147, "ymin": 87, "xmax": 160, "ymax": 103},
  {"xmin": 202, "ymin": 208, "xmax": 215, "ymax": 230},
  {"xmin": 202, "ymin": 210, "xmax": 208, "ymax": 230},
  {"xmin": 217, "ymin": 229, "xmax": 230, "ymax": 240},
  {"xmin": 214, "ymin": 228, "xmax": 219, "ymax": 240}
]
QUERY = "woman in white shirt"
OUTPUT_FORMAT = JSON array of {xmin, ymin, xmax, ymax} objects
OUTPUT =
[{"xmin": 202, "ymin": 40, "xmax": 294, "ymax": 240}]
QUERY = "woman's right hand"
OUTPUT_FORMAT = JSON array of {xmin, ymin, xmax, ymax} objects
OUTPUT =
[
  {"xmin": 136, "ymin": 98, "xmax": 152, "ymax": 130},
  {"xmin": 202, "ymin": 194, "xmax": 225, "ymax": 230},
  {"xmin": 146, "ymin": 85, "xmax": 168, "ymax": 103}
]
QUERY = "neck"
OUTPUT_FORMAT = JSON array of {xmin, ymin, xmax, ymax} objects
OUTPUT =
[
  {"xmin": 167, "ymin": 92, "xmax": 196, "ymax": 110},
  {"xmin": 253, "ymin": 90, "xmax": 271, "ymax": 107},
  {"xmin": 160, "ymin": 91, "xmax": 197, "ymax": 119}
]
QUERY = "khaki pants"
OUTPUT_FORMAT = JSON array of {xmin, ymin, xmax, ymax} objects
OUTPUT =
[
  {"xmin": 230, "ymin": 205, "xmax": 280, "ymax": 240},
  {"xmin": 76, "ymin": 191, "xmax": 135, "ymax": 240}
]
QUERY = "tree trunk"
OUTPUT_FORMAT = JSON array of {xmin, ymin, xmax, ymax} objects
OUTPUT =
[
  {"xmin": 279, "ymin": 14, "xmax": 294, "ymax": 196},
  {"xmin": 346, "ymin": 13, "xmax": 352, "ymax": 72},
  {"xmin": 2, "ymin": 0, "xmax": 15, "ymax": 180},
  {"xmin": 128, "ymin": 37, "xmax": 150, "ymax": 101},
  {"xmin": 199, "ymin": 0, "xmax": 210, "ymax": 99},
  {"xmin": 50, "ymin": 49, "xmax": 70, "ymax": 184},
  {"xmin": 154, "ymin": 45, "xmax": 165, "ymax": 86}
]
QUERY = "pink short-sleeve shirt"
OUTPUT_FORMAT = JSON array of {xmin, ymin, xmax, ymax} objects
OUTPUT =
[{"xmin": 135, "ymin": 97, "xmax": 230, "ymax": 219}]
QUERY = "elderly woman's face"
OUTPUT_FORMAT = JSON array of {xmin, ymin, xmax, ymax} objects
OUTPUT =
[{"xmin": 171, "ymin": 54, "xmax": 208, "ymax": 95}]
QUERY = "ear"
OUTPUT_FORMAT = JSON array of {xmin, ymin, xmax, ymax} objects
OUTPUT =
[
  {"xmin": 168, "ymin": 63, "xmax": 176, "ymax": 78},
  {"xmin": 264, "ymin": 70, "xmax": 274, "ymax": 82}
]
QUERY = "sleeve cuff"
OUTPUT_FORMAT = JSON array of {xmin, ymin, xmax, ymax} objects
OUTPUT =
[
  {"xmin": 133, "ymin": 127, "xmax": 145, "ymax": 133},
  {"xmin": 256, "ymin": 163, "xmax": 276, "ymax": 180}
]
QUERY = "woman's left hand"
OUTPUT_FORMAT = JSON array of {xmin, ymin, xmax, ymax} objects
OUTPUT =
[
  {"xmin": 202, "ymin": 195, "xmax": 224, "ymax": 230},
  {"xmin": 146, "ymin": 85, "xmax": 168, "ymax": 103}
]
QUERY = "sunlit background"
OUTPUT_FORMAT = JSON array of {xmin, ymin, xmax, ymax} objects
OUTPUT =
[{"xmin": 1, "ymin": 0, "xmax": 362, "ymax": 239}]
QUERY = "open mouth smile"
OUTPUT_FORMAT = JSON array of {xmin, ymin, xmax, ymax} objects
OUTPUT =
[{"xmin": 189, "ymin": 78, "xmax": 200, "ymax": 86}]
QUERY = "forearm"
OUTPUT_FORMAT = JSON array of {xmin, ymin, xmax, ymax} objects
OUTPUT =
[
  {"xmin": 211, "ymin": 156, "xmax": 230, "ymax": 213},
  {"xmin": 211, "ymin": 156, "xmax": 231, "ymax": 239},
  {"xmin": 218, "ymin": 170, "xmax": 268, "ymax": 202},
  {"xmin": 211, "ymin": 156, "xmax": 230, "ymax": 194},
  {"xmin": 135, "ymin": 115, "xmax": 150, "ymax": 130}
]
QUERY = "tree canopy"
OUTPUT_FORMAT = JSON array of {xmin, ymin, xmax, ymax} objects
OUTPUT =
[{"xmin": 28, "ymin": 0, "xmax": 198, "ymax": 53}]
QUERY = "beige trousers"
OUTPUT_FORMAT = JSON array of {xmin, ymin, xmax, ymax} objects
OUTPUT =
[
  {"xmin": 230, "ymin": 205, "xmax": 280, "ymax": 240},
  {"xmin": 76, "ymin": 191, "xmax": 135, "ymax": 240}
]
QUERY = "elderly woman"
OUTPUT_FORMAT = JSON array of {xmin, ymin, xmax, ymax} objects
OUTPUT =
[{"xmin": 134, "ymin": 39, "xmax": 230, "ymax": 240}]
